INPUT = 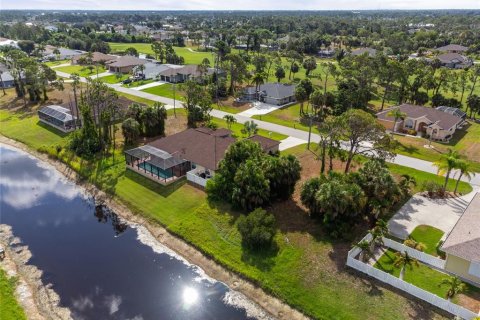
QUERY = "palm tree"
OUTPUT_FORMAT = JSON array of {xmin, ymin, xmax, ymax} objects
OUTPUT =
[
  {"xmin": 399, "ymin": 174, "xmax": 417, "ymax": 196},
  {"xmin": 393, "ymin": 251, "xmax": 419, "ymax": 280},
  {"xmin": 403, "ymin": 237, "xmax": 426, "ymax": 252},
  {"xmin": 242, "ymin": 120, "xmax": 258, "ymax": 137},
  {"xmin": 434, "ymin": 149, "xmax": 461, "ymax": 191},
  {"xmin": 223, "ymin": 115, "xmax": 237, "ymax": 129},
  {"xmin": 251, "ymin": 72, "xmax": 266, "ymax": 97},
  {"xmin": 71, "ymin": 73, "xmax": 81, "ymax": 129},
  {"xmin": 387, "ymin": 107, "xmax": 407, "ymax": 134},
  {"xmin": 439, "ymin": 276, "xmax": 466, "ymax": 301},
  {"xmin": 353, "ymin": 240, "xmax": 374, "ymax": 262},
  {"xmin": 454, "ymin": 160, "xmax": 473, "ymax": 194}
]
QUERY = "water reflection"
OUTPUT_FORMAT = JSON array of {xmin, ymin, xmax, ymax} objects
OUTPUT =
[
  {"xmin": 0, "ymin": 146, "xmax": 79, "ymax": 209},
  {"xmin": 94, "ymin": 205, "xmax": 128, "ymax": 236},
  {"xmin": 182, "ymin": 286, "xmax": 199, "ymax": 307}
]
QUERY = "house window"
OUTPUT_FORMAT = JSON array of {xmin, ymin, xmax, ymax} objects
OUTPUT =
[
  {"xmin": 405, "ymin": 119, "xmax": 414, "ymax": 129},
  {"xmin": 468, "ymin": 261, "xmax": 480, "ymax": 278}
]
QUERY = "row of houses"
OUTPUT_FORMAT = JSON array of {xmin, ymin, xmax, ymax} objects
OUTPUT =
[{"xmin": 342, "ymin": 44, "xmax": 473, "ymax": 69}]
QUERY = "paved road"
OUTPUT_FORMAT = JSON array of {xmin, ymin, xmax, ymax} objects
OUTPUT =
[{"xmin": 55, "ymin": 69, "xmax": 479, "ymax": 186}]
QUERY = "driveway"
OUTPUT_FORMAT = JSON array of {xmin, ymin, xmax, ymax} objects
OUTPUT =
[
  {"xmin": 388, "ymin": 187, "xmax": 479, "ymax": 240},
  {"xmin": 238, "ymin": 101, "xmax": 284, "ymax": 117}
]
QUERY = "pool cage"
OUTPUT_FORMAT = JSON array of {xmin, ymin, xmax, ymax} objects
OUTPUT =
[
  {"xmin": 38, "ymin": 105, "xmax": 81, "ymax": 133},
  {"xmin": 124, "ymin": 145, "xmax": 191, "ymax": 184}
]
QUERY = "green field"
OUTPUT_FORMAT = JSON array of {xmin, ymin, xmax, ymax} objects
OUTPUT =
[
  {"xmin": 253, "ymin": 102, "xmax": 319, "ymax": 133},
  {"xmin": 55, "ymin": 64, "xmax": 107, "ymax": 77},
  {"xmin": 44, "ymin": 59, "xmax": 70, "ymax": 67},
  {"xmin": 0, "ymin": 105, "xmax": 454, "ymax": 320},
  {"xmin": 0, "ymin": 269, "xmax": 27, "ymax": 320},
  {"xmin": 409, "ymin": 225, "xmax": 444, "ymax": 256},
  {"xmin": 108, "ymin": 43, "xmax": 215, "ymax": 65}
]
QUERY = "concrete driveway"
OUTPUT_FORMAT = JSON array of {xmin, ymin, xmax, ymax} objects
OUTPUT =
[{"xmin": 388, "ymin": 187, "xmax": 479, "ymax": 240}]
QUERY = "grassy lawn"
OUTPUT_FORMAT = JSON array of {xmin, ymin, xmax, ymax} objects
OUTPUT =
[
  {"xmin": 44, "ymin": 59, "xmax": 70, "ymax": 67},
  {"xmin": 0, "ymin": 269, "xmax": 27, "ymax": 320},
  {"xmin": 108, "ymin": 43, "xmax": 215, "ymax": 65},
  {"xmin": 386, "ymin": 162, "xmax": 472, "ymax": 194},
  {"xmin": 393, "ymin": 121, "xmax": 480, "ymax": 173},
  {"xmin": 211, "ymin": 117, "xmax": 288, "ymax": 141},
  {"xmin": 99, "ymin": 74, "xmax": 130, "ymax": 84},
  {"xmin": 142, "ymin": 83, "xmax": 179, "ymax": 100},
  {"xmin": 374, "ymin": 249, "xmax": 479, "ymax": 305},
  {"xmin": 0, "ymin": 105, "xmax": 444, "ymax": 320},
  {"xmin": 252, "ymin": 103, "xmax": 320, "ymax": 133},
  {"xmin": 55, "ymin": 65, "xmax": 107, "ymax": 78},
  {"xmin": 122, "ymin": 79, "xmax": 156, "ymax": 88},
  {"xmin": 409, "ymin": 225, "xmax": 444, "ymax": 257}
]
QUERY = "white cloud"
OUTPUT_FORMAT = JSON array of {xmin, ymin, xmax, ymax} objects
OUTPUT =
[
  {"xmin": 1, "ymin": 0, "xmax": 479, "ymax": 10},
  {"xmin": 104, "ymin": 295, "xmax": 122, "ymax": 315}
]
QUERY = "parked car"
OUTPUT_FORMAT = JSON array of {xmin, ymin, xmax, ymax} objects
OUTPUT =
[{"xmin": 122, "ymin": 78, "xmax": 133, "ymax": 84}]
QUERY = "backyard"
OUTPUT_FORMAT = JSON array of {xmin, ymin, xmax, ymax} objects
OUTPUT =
[
  {"xmin": 0, "ymin": 92, "xmax": 462, "ymax": 319},
  {"xmin": 374, "ymin": 248, "xmax": 480, "ymax": 311}
]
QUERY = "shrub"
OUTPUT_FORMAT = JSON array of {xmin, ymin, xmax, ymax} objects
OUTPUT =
[
  {"xmin": 406, "ymin": 129, "xmax": 417, "ymax": 136},
  {"xmin": 237, "ymin": 208, "xmax": 276, "ymax": 249},
  {"xmin": 421, "ymin": 180, "xmax": 442, "ymax": 197}
]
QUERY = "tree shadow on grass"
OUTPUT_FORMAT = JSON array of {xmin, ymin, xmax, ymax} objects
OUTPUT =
[{"xmin": 240, "ymin": 242, "xmax": 279, "ymax": 272}]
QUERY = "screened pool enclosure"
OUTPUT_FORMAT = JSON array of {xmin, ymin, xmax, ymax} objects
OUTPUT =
[
  {"xmin": 124, "ymin": 145, "xmax": 191, "ymax": 185},
  {"xmin": 37, "ymin": 105, "xmax": 81, "ymax": 133}
]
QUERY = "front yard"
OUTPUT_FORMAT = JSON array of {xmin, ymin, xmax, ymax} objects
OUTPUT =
[
  {"xmin": 409, "ymin": 225, "xmax": 445, "ymax": 257},
  {"xmin": 55, "ymin": 64, "xmax": 107, "ymax": 77},
  {"xmin": 99, "ymin": 74, "xmax": 130, "ymax": 84},
  {"xmin": 394, "ymin": 120, "xmax": 480, "ymax": 172}
]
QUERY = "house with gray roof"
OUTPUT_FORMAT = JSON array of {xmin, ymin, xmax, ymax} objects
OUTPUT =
[
  {"xmin": 43, "ymin": 46, "xmax": 85, "ymax": 61},
  {"xmin": 351, "ymin": 47, "xmax": 377, "ymax": 57},
  {"xmin": 106, "ymin": 55, "xmax": 147, "ymax": 74},
  {"xmin": 442, "ymin": 193, "xmax": 480, "ymax": 285},
  {"xmin": 242, "ymin": 83, "xmax": 296, "ymax": 106},
  {"xmin": 436, "ymin": 52, "xmax": 472, "ymax": 69},
  {"xmin": 376, "ymin": 104, "xmax": 464, "ymax": 141},
  {"xmin": 436, "ymin": 44, "xmax": 469, "ymax": 54}
]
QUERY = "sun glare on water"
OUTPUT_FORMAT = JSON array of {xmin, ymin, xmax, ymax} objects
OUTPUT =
[{"xmin": 182, "ymin": 287, "xmax": 199, "ymax": 306}]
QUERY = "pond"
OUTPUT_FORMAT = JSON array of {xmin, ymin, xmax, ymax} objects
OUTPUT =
[{"xmin": 0, "ymin": 145, "xmax": 269, "ymax": 320}]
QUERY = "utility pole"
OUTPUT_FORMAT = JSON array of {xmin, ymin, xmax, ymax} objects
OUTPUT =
[{"xmin": 307, "ymin": 113, "xmax": 313, "ymax": 150}]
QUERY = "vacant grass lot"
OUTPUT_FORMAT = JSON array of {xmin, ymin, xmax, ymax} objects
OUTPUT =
[
  {"xmin": 44, "ymin": 59, "xmax": 70, "ymax": 67},
  {"xmin": 55, "ymin": 64, "xmax": 107, "ymax": 77},
  {"xmin": 0, "ymin": 269, "xmax": 27, "ymax": 320},
  {"xmin": 409, "ymin": 225, "xmax": 445, "ymax": 257},
  {"xmin": 252, "ymin": 102, "xmax": 319, "ymax": 133},
  {"xmin": 374, "ymin": 249, "xmax": 480, "ymax": 308},
  {"xmin": 0, "ymin": 104, "xmax": 452, "ymax": 320}
]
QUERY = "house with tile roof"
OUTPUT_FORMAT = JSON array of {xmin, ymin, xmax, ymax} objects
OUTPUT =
[
  {"xmin": 376, "ymin": 104, "xmax": 464, "ymax": 141},
  {"xmin": 436, "ymin": 52, "xmax": 473, "ymax": 69},
  {"xmin": 441, "ymin": 193, "xmax": 480, "ymax": 285}
]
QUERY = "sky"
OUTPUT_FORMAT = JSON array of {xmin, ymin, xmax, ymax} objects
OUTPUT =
[{"xmin": 1, "ymin": 0, "xmax": 479, "ymax": 10}]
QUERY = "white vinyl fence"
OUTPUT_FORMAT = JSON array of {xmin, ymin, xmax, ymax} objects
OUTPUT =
[
  {"xmin": 347, "ymin": 234, "xmax": 479, "ymax": 320},
  {"xmin": 382, "ymin": 237, "xmax": 446, "ymax": 270},
  {"xmin": 186, "ymin": 171, "xmax": 208, "ymax": 187}
]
